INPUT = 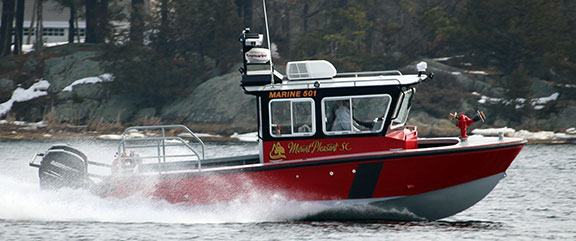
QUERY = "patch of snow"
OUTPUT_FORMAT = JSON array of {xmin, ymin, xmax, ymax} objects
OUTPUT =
[
  {"xmin": 62, "ymin": 74, "xmax": 114, "ymax": 92},
  {"xmin": 231, "ymin": 132, "xmax": 258, "ymax": 142},
  {"xmin": 567, "ymin": 128, "xmax": 576, "ymax": 134},
  {"xmin": 466, "ymin": 70, "xmax": 489, "ymax": 75},
  {"xmin": 554, "ymin": 133, "xmax": 576, "ymax": 139},
  {"xmin": 433, "ymin": 57, "xmax": 451, "ymax": 61},
  {"xmin": 21, "ymin": 42, "xmax": 70, "ymax": 53},
  {"xmin": 432, "ymin": 55, "xmax": 464, "ymax": 61},
  {"xmin": 477, "ymin": 95, "xmax": 502, "ymax": 104},
  {"xmin": 451, "ymin": 72, "xmax": 462, "ymax": 75},
  {"xmin": 0, "ymin": 80, "xmax": 50, "ymax": 117},
  {"xmin": 475, "ymin": 92, "xmax": 559, "ymax": 110},
  {"xmin": 507, "ymin": 130, "xmax": 555, "ymax": 140},
  {"xmin": 178, "ymin": 132, "xmax": 222, "ymax": 139},
  {"xmin": 0, "ymin": 120, "xmax": 46, "ymax": 127},
  {"xmin": 126, "ymin": 132, "xmax": 146, "ymax": 138},
  {"xmin": 533, "ymin": 92, "xmax": 559, "ymax": 105},
  {"xmin": 472, "ymin": 127, "xmax": 516, "ymax": 136},
  {"xmin": 97, "ymin": 134, "xmax": 122, "ymax": 140}
]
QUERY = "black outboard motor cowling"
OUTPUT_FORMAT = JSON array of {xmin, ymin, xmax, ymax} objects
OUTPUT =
[{"xmin": 37, "ymin": 145, "xmax": 92, "ymax": 190}]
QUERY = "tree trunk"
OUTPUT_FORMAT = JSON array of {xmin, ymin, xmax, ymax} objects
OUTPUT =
[
  {"xmin": 85, "ymin": 0, "xmax": 109, "ymax": 43},
  {"xmin": 34, "ymin": 0, "xmax": 43, "ymax": 51},
  {"xmin": 157, "ymin": 0, "xmax": 168, "ymax": 53},
  {"xmin": 26, "ymin": 0, "xmax": 37, "ymax": 44},
  {"xmin": 97, "ymin": 0, "xmax": 109, "ymax": 43},
  {"xmin": 130, "ymin": 0, "xmax": 145, "ymax": 45},
  {"xmin": 13, "ymin": 0, "xmax": 24, "ymax": 55},
  {"xmin": 75, "ymin": 14, "xmax": 80, "ymax": 42},
  {"xmin": 0, "ymin": 0, "xmax": 16, "ymax": 56},
  {"xmin": 85, "ymin": 0, "xmax": 98, "ymax": 43},
  {"xmin": 68, "ymin": 3, "xmax": 76, "ymax": 43},
  {"xmin": 160, "ymin": 0, "xmax": 168, "ymax": 27}
]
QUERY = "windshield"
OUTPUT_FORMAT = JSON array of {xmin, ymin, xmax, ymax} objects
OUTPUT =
[{"xmin": 392, "ymin": 89, "xmax": 414, "ymax": 125}]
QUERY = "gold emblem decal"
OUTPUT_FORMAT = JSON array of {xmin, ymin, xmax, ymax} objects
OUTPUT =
[{"xmin": 269, "ymin": 142, "xmax": 287, "ymax": 160}]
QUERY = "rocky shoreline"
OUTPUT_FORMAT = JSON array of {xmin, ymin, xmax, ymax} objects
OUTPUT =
[
  {"xmin": 0, "ymin": 120, "xmax": 256, "ymax": 142},
  {"xmin": 2, "ymin": 121, "xmax": 574, "ymax": 145},
  {"xmin": 2, "ymin": 45, "xmax": 574, "ymax": 141}
]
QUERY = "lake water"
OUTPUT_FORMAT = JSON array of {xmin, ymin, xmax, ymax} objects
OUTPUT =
[{"xmin": 0, "ymin": 139, "xmax": 574, "ymax": 240}]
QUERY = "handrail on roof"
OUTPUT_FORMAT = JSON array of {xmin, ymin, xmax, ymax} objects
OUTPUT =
[
  {"xmin": 335, "ymin": 70, "xmax": 403, "ymax": 78},
  {"xmin": 277, "ymin": 74, "xmax": 405, "ymax": 89}
]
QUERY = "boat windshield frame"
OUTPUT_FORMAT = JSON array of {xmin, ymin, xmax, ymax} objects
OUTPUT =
[{"xmin": 391, "ymin": 88, "xmax": 414, "ymax": 128}]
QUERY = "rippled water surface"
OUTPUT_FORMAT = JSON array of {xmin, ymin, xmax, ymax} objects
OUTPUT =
[{"xmin": 1, "ymin": 139, "xmax": 574, "ymax": 240}]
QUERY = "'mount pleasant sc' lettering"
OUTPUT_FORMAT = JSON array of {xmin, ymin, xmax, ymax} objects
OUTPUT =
[{"xmin": 287, "ymin": 141, "xmax": 351, "ymax": 154}]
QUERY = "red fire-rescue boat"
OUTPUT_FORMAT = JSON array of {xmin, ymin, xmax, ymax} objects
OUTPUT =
[{"xmin": 29, "ymin": 27, "xmax": 525, "ymax": 221}]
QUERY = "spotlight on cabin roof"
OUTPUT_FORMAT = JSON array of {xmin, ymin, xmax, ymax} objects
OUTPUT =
[
  {"xmin": 417, "ymin": 61, "xmax": 428, "ymax": 77},
  {"xmin": 417, "ymin": 61, "xmax": 427, "ymax": 72}
]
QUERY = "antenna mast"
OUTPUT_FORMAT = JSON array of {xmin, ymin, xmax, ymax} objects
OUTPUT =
[{"xmin": 262, "ymin": 0, "xmax": 274, "ymax": 84}]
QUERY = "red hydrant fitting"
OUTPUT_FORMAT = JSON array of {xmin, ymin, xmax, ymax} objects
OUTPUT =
[{"xmin": 450, "ymin": 111, "xmax": 486, "ymax": 139}]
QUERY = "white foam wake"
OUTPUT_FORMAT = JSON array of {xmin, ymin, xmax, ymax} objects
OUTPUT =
[{"xmin": 0, "ymin": 174, "xmax": 328, "ymax": 224}]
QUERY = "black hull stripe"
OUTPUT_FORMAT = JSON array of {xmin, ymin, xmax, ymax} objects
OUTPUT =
[
  {"xmin": 347, "ymin": 162, "xmax": 383, "ymax": 199},
  {"xmin": 118, "ymin": 141, "xmax": 525, "ymax": 181}
]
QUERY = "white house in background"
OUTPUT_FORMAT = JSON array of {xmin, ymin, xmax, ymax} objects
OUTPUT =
[{"xmin": 0, "ymin": 0, "xmax": 149, "ymax": 44}]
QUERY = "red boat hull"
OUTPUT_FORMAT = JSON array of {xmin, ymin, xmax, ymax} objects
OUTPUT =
[{"xmin": 96, "ymin": 138, "xmax": 524, "ymax": 220}]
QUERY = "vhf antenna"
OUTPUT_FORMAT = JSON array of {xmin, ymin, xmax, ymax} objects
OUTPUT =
[{"xmin": 262, "ymin": 0, "xmax": 274, "ymax": 84}]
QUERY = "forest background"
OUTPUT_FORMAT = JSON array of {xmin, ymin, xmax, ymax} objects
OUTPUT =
[{"xmin": 0, "ymin": 0, "xmax": 575, "ymax": 136}]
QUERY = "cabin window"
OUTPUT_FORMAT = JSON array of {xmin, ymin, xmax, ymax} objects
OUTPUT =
[
  {"xmin": 392, "ymin": 89, "xmax": 414, "ymax": 126},
  {"xmin": 323, "ymin": 94, "xmax": 392, "ymax": 135},
  {"xmin": 269, "ymin": 98, "xmax": 315, "ymax": 137}
]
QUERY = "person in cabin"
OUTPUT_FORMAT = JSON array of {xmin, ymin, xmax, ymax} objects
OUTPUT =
[{"xmin": 331, "ymin": 100, "xmax": 373, "ymax": 132}]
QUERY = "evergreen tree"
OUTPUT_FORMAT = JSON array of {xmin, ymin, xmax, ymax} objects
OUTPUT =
[
  {"xmin": 85, "ymin": 0, "xmax": 108, "ymax": 43},
  {"xmin": 294, "ymin": 0, "xmax": 373, "ymax": 71},
  {"xmin": 129, "ymin": 0, "xmax": 145, "ymax": 45},
  {"xmin": 159, "ymin": 0, "xmax": 241, "ymax": 71}
]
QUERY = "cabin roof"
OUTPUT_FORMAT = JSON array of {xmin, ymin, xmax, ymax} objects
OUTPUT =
[{"xmin": 243, "ymin": 71, "xmax": 425, "ymax": 93}]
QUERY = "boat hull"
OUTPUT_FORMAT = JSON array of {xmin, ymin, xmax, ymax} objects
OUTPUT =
[
  {"xmin": 303, "ymin": 172, "xmax": 505, "ymax": 221},
  {"xmin": 94, "ymin": 138, "xmax": 524, "ymax": 221}
]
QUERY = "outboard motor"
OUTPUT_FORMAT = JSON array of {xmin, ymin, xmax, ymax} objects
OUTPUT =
[{"xmin": 30, "ymin": 144, "xmax": 92, "ymax": 190}]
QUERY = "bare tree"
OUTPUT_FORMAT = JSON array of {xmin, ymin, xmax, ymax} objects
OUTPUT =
[
  {"xmin": 13, "ymin": 0, "xmax": 25, "ymax": 54},
  {"xmin": 34, "ymin": 0, "xmax": 44, "ymax": 51},
  {"xmin": 54, "ymin": 0, "xmax": 80, "ymax": 43},
  {"xmin": 0, "ymin": 0, "xmax": 16, "ymax": 56},
  {"xmin": 26, "ymin": 0, "xmax": 37, "ymax": 44},
  {"xmin": 85, "ymin": 0, "xmax": 98, "ymax": 43},
  {"xmin": 129, "ymin": 0, "xmax": 145, "ymax": 45},
  {"xmin": 85, "ymin": 0, "xmax": 108, "ymax": 43}
]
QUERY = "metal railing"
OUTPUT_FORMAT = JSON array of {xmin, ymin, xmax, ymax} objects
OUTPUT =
[
  {"xmin": 117, "ymin": 125, "xmax": 206, "ymax": 172},
  {"xmin": 335, "ymin": 70, "xmax": 403, "ymax": 77}
]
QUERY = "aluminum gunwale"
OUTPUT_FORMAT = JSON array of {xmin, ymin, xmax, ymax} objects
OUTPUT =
[{"xmin": 111, "ymin": 138, "xmax": 525, "ymax": 180}]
